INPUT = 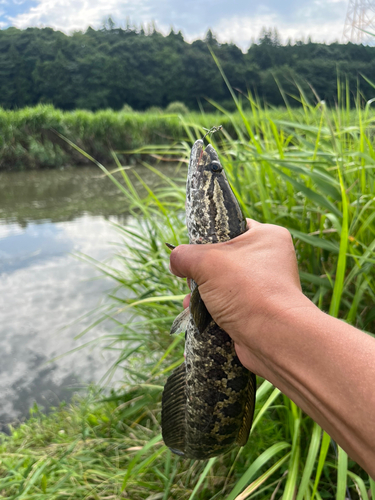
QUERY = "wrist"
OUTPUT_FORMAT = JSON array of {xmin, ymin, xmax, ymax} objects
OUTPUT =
[{"xmin": 243, "ymin": 291, "xmax": 320, "ymax": 358}]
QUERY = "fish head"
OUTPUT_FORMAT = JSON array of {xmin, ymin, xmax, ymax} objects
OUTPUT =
[{"xmin": 186, "ymin": 140, "xmax": 246, "ymax": 244}]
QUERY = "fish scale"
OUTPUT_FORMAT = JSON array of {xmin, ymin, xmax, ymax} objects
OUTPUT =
[{"xmin": 161, "ymin": 138, "xmax": 256, "ymax": 459}]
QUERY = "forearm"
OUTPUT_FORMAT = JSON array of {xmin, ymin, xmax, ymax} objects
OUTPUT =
[
  {"xmin": 169, "ymin": 223, "xmax": 375, "ymax": 476},
  {"xmin": 236, "ymin": 301, "xmax": 375, "ymax": 477}
]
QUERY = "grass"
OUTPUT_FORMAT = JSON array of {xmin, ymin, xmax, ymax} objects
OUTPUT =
[
  {"xmin": 1, "ymin": 82, "xmax": 375, "ymax": 498},
  {"xmin": 0, "ymin": 105, "xmax": 185, "ymax": 170},
  {"xmin": 0, "ymin": 103, "xmax": 367, "ymax": 171},
  {"xmin": 0, "ymin": 388, "xmax": 291, "ymax": 499}
]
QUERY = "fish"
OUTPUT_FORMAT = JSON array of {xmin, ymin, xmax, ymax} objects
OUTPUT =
[{"xmin": 161, "ymin": 138, "xmax": 256, "ymax": 460}]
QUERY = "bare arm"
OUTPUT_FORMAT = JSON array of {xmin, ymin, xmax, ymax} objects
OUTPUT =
[{"xmin": 170, "ymin": 219, "xmax": 375, "ymax": 478}]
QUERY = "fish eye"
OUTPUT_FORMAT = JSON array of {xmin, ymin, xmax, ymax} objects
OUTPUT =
[{"xmin": 210, "ymin": 161, "xmax": 222, "ymax": 173}]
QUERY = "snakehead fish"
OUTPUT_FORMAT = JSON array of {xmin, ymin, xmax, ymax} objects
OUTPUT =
[{"xmin": 161, "ymin": 139, "xmax": 256, "ymax": 460}]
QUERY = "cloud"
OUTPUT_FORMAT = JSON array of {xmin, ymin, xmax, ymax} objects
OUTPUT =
[
  {"xmin": 8, "ymin": 0, "xmax": 154, "ymax": 32},
  {"xmin": 0, "ymin": 223, "xmax": 24, "ymax": 240},
  {"xmin": 5, "ymin": 0, "xmax": 349, "ymax": 47},
  {"xmin": 214, "ymin": 9, "xmax": 346, "ymax": 49}
]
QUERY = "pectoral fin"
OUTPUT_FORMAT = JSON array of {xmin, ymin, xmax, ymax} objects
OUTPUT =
[
  {"xmin": 190, "ymin": 287, "xmax": 212, "ymax": 334},
  {"xmin": 236, "ymin": 372, "xmax": 256, "ymax": 446},
  {"xmin": 170, "ymin": 308, "xmax": 190, "ymax": 335},
  {"xmin": 161, "ymin": 363, "xmax": 186, "ymax": 456}
]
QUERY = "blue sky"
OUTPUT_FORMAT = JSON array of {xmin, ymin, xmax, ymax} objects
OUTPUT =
[
  {"xmin": 0, "ymin": 0, "xmax": 349, "ymax": 48},
  {"xmin": 0, "ymin": 0, "xmax": 37, "ymax": 20}
]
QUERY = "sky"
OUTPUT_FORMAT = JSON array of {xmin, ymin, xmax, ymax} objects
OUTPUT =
[{"xmin": 0, "ymin": 0, "xmax": 350, "ymax": 49}]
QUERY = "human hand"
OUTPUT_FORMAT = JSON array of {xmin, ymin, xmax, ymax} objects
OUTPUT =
[{"xmin": 170, "ymin": 219, "xmax": 313, "ymax": 368}]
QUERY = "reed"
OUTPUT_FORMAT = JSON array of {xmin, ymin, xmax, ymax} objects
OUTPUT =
[
  {"xmin": 87, "ymin": 86, "xmax": 375, "ymax": 498},
  {"xmin": 1, "ymin": 87, "xmax": 374, "ymax": 498},
  {"xmin": 0, "ymin": 104, "xmax": 362, "ymax": 171}
]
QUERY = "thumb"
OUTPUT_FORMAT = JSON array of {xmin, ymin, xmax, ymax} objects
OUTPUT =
[{"xmin": 169, "ymin": 244, "xmax": 208, "ymax": 281}]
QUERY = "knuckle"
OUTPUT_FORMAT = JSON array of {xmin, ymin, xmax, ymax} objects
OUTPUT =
[
  {"xmin": 262, "ymin": 224, "xmax": 292, "ymax": 245},
  {"xmin": 170, "ymin": 244, "xmax": 188, "ymax": 272},
  {"xmin": 272, "ymin": 225, "xmax": 292, "ymax": 242},
  {"xmin": 279, "ymin": 226, "xmax": 292, "ymax": 239},
  {"xmin": 170, "ymin": 243, "xmax": 184, "ymax": 261},
  {"xmin": 199, "ymin": 246, "xmax": 224, "ymax": 276}
]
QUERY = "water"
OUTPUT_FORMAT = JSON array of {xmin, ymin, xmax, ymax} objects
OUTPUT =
[{"xmin": 0, "ymin": 165, "xmax": 166, "ymax": 429}]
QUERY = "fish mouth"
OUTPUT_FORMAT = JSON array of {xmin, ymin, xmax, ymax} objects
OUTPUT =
[
  {"xmin": 204, "ymin": 143, "xmax": 220, "ymax": 164},
  {"xmin": 189, "ymin": 140, "xmax": 220, "ymax": 174}
]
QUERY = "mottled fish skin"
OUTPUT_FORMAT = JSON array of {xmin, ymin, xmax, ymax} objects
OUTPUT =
[
  {"xmin": 186, "ymin": 140, "xmax": 247, "ymax": 246},
  {"xmin": 184, "ymin": 317, "xmax": 255, "ymax": 459},
  {"xmin": 161, "ymin": 139, "xmax": 256, "ymax": 460}
]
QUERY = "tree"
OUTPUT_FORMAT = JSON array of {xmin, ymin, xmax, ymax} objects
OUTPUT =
[{"xmin": 1, "ymin": 25, "xmax": 375, "ymax": 110}]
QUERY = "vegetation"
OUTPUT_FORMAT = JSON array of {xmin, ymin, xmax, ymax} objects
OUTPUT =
[
  {"xmin": 2, "ymin": 24, "xmax": 375, "ymax": 112},
  {"xmin": 4, "ymin": 104, "xmax": 375, "ymax": 172},
  {"xmin": 1, "ymin": 79, "xmax": 375, "ymax": 498},
  {"xmin": 165, "ymin": 102, "xmax": 190, "ymax": 115},
  {"xmin": 0, "ymin": 105, "xmax": 301, "ymax": 170},
  {"xmin": 0, "ymin": 105, "xmax": 186, "ymax": 170}
]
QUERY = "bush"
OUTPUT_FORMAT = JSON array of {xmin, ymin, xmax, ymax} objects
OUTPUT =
[
  {"xmin": 146, "ymin": 106, "xmax": 163, "ymax": 114},
  {"xmin": 121, "ymin": 103, "xmax": 133, "ymax": 112},
  {"xmin": 165, "ymin": 101, "xmax": 189, "ymax": 114}
]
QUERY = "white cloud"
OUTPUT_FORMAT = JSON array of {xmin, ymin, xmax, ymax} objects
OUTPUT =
[
  {"xmin": 0, "ymin": 222, "xmax": 24, "ymax": 240},
  {"xmin": 7, "ymin": 0, "xmax": 349, "ymax": 47},
  {"xmin": 9, "ymin": 0, "xmax": 152, "ymax": 32},
  {"xmin": 213, "ymin": 12, "xmax": 345, "ymax": 49}
]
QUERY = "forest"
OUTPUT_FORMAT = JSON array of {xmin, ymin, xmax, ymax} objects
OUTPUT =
[{"xmin": 2, "ymin": 23, "xmax": 375, "ymax": 111}]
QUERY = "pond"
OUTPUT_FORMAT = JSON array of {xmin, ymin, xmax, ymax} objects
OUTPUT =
[{"xmin": 0, "ymin": 165, "xmax": 174, "ymax": 430}]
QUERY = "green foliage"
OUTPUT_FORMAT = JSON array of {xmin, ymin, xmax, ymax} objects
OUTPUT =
[
  {"xmin": 165, "ymin": 101, "xmax": 190, "ymax": 114},
  {"xmin": 146, "ymin": 105, "xmax": 163, "ymax": 114},
  {"xmin": 0, "ymin": 387, "xmax": 287, "ymax": 499},
  {"xmin": 122, "ymin": 103, "xmax": 133, "ymax": 112},
  {"xmin": 0, "ymin": 106, "xmax": 294, "ymax": 171},
  {"xmin": 0, "ymin": 105, "xmax": 190, "ymax": 170},
  {"xmin": 40, "ymin": 91, "xmax": 373, "ymax": 498},
  {"xmin": 2, "ymin": 24, "xmax": 375, "ymax": 111}
]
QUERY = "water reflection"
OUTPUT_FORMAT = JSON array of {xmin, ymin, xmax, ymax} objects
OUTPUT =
[
  {"xmin": 0, "ymin": 215, "xmax": 124, "ymax": 426},
  {"xmin": 0, "ymin": 222, "xmax": 71, "ymax": 274},
  {"xmin": 0, "ymin": 166, "xmax": 131, "ymax": 225},
  {"xmin": 0, "ymin": 165, "xmax": 177, "ymax": 427},
  {"xmin": 0, "ymin": 344, "xmax": 78, "ymax": 433}
]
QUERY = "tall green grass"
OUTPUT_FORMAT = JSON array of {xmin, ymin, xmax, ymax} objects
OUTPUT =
[
  {"xmin": 1, "ymin": 90, "xmax": 375, "ymax": 498},
  {"xmin": 0, "ymin": 105, "xmax": 255, "ymax": 170},
  {"xmin": 0, "ymin": 105, "xmax": 185, "ymax": 170},
  {"xmin": 1, "ymin": 103, "xmax": 367, "ymax": 171},
  {"xmin": 89, "ymin": 89, "xmax": 375, "ymax": 498}
]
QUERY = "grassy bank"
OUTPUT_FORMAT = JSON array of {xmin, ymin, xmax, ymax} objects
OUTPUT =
[
  {"xmin": 1, "ymin": 92, "xmax": 375, "ymax": 498},
  {"xmin": 0, "ymin": 105, "xmax": 288, "ymax": 171},
  {"xmin": 0, "ymin": 105, "xmax": 185, "ymax": 170},
  {"xmin": 0, "ymin": 387, "xmax": 291, "ymax": 499},
  {"xmin": 0, "ymin": 104, "xmax": 366, "ymax": 171}
]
